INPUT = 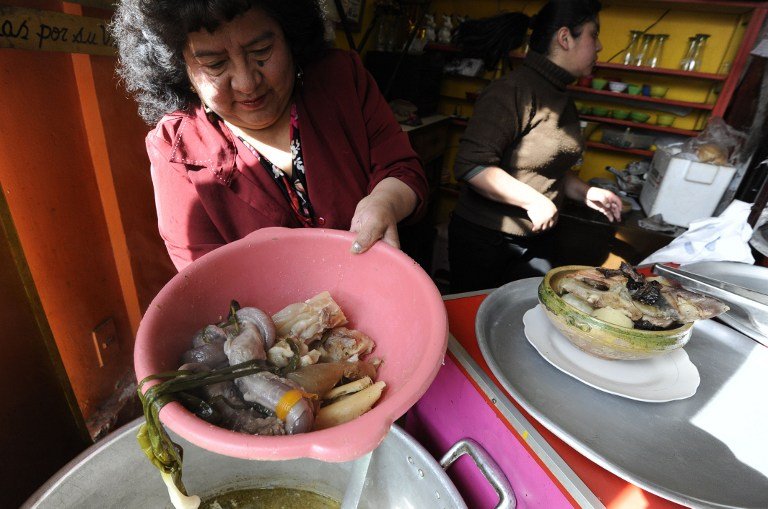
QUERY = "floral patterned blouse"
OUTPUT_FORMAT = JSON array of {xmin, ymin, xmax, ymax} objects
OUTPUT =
[{"xmin": 238, "ymin": 104, "xmax": 317, "ymax": 227}]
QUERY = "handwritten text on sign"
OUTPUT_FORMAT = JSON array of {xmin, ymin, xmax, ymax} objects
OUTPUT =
[
  {"xmin": 0, "ymin": 5, "xmax": 115, "ymax": 56},
  {"xmin": 66, "ymin": 0, "xmax": 116, "ymax": 10}
]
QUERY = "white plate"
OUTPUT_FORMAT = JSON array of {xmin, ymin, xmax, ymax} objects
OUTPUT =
[{"xmin": 523, "ymin": 305, "xmax": 700, "ymax": 402}]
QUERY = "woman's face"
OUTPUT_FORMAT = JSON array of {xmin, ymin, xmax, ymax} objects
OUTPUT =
[
  {"xmin": 568, "ymin": 20, "xmax": 602, "ymax": 77},
  {"xmin": 183, "ymin": 8, "xmax": 295, "ymax": 131}
]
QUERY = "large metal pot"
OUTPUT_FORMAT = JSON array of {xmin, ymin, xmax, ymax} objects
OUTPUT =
[{"xmin": 22, "ymin": 418, "xmax": 514, "ymax": 508}]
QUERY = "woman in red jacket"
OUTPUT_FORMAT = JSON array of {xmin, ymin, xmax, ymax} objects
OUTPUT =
[{"xmin": 112, "ymin": 0, "xmax": 428, "ymax": 270}]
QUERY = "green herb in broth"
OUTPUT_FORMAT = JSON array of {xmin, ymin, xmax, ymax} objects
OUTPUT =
[
  {"xmin": 137, "ymin": 359, "xmax": 280, "ymax": 508},
  {"xmin": 200, "ymin": 487, "xmax": 340, "ymax": 509}
]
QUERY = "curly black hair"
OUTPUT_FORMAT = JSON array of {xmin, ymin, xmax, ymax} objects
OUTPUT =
[{"xmin": 112, "ymin": 0, "xmax": 329, "ymax": 124}]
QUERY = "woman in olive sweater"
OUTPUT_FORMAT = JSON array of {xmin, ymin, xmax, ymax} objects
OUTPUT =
[{"xmin": 449, "ymin": 0, "xmax": 622, "ymax": 293}]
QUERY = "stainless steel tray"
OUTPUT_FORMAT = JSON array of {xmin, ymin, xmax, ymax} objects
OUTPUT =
[
  {"xmin": 680, "ymin": 261, "xmax": 768, "ymax": 347},
  {"xmin": 476, "ymin": 278, "xmax": 768, "ymax": 509}
]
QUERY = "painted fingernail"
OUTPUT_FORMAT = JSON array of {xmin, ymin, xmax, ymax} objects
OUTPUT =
[{"xmin": 352, "ymin": 241, "xmax": 363, "ymax": 253}]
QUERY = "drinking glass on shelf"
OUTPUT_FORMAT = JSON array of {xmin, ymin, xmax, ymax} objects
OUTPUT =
[
  {"xmin": 623, "ymin": 30, "xmax": 643, "ymax": 65},
  {"xmin": 647, "ymin": 34, "xmax": 668, "ymax": 68},
  {"xmin": 634, "ymin": 33, "xmax": 655, "ymax": 66},
  {"xmin": 680, "ymin": 36, "xmax": 697, "ymax": 70},
  {"xmin": 690, "ymin": 33, "xmax": 710, "ymax": 71}
]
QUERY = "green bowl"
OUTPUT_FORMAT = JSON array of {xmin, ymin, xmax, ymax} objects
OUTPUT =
[
  {"xmin": 591, "ymin": 78, "xmax": 608, "ymax": 90},
  {"xmin": 612, "ymin": 109, "xmax": 630, "ymax": 120},
  {"xmin": 650, "ymin": 86, "xmax": 668, "ymax": 98},
  {"xmin": 656, "ymin": 114, "xmax": 675, "ymax": 126},
  {"xmin": 538, "ymin": 266, "xmax": 693, "ymax": 360},
  {"xmin": 591, "ymin": 106, "xmax": 609, "ymax": 117},
  {"xmin": 627, "ymin": 84, "xmax": 642, "ymax": 95},
  {"xmin": 630, "ymin": 112, "xmax": 651, "ymax": 123}
]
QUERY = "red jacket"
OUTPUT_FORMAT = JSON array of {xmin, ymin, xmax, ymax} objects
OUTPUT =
[{"xmin": 147, "ymin": 49, "xmax": 427, "ymax": 270}]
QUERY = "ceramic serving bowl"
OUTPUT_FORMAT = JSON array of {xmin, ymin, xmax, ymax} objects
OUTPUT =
[
  {"xmin": 608, "ymin": 81, "xmax": 628, "ymax": 93},
  {"xmin": 591, "ymin": 106, "xmax": 609, "ymax": 117},
  {"xmin": 134, "ymin": 227, "xmax": 448, "ymax": 462},
  {"xmin": 591, "ymin": 78, "xmax": 608, "ymax": 90},
  {"xmin": 650, "ymin": 86, "xmax": 669, "ymax": 98},
  {"xmin": 537, "ymin": 266, "xmax": 693, "ymax": 360},
  {"xmin": 630, "ymin": 111, "xmax": 651, "ymax": 123},
  {"xmin": 626, "ymin": 84, "xmax": 642, "ymax": 95}
]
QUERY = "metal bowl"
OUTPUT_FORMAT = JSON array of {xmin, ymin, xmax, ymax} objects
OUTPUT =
[
  {"xmin": 537, "ymin": 266, "xmax": 693, "ymax": 360},
  {"xmin": 134, "ymin": 227, "xmax": 448, "ymax": 462}
]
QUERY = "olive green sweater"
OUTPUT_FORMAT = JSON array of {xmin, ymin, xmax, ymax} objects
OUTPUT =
[{"xmin": 453, "ymin": 51, "xmax": 584, "ymax": 236}]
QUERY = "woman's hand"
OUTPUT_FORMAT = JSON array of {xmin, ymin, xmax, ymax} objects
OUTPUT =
[
  {"xmin": 349, "ymin": 194, "xmax": 401, "ymax": 253},
  {"xmin": 526, "ymin": 195, "xmax": 559, "ymax": 233},
  {"xmin": 465, "ymin": 167, "xmax": 560, "ymax": 232},
  {"xmin": 563, "ymin": 171, "xmax": 622, "ymax": 223},
  {"xmin": 349, "ymin": 178, "xmax": 418, "ymax": 254},
  {"xmin": 585, "ymin": 186, "xmax": 623, "ymax": 222}
]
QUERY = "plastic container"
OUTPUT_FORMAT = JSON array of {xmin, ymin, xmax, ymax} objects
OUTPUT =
[
  {"xmin": 640, "ymin": 147, "xmax": 736, "ymax": 227},
  {"xmin": 601, "ymin": 126, "xmax": 656, "ymax": 149},
  {"xmin": 134, "ymin": 227, "xmax": 448, "ymax": 462}
]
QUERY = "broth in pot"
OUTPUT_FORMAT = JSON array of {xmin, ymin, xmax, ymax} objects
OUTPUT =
[{"xmin": 201, "ymin": 487, "xmax": 339, "ymax": 509}]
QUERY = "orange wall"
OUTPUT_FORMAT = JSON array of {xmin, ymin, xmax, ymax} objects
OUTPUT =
[
  {"xmin": 88, "ymin": 52, "xmax": 177, "ymax": 312},
  {"xmin": 0, "ymin": 0, "xmax": 175, "ymax": 420}
]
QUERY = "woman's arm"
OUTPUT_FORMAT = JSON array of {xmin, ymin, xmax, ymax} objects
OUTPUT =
[
  {"xmin": 563, "ymin": 172, "xmax": 622, "ymax": 222},
  {"xmin": 345, "ymin": 51, "xmax": 428, "ymax": 253},
  {"xmin": 467, "ymin": 167, "xmax": 559, "ymax": 233},
  {"xmin": 453, "ymin": 79, "xmax": 560, "ymax": 231}
]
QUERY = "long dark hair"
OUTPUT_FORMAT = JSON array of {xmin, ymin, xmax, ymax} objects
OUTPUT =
[
  {"xmin": 452, "ymin": 0, "xmax": 602, "ymax": 70},
  {"xmin": 111, "ymin": 0, "xmax": 328, "ymax": 124}
]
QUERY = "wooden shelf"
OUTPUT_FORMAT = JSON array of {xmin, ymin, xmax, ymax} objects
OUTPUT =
[
  {"xmin": 602, "ymin": 0, "xmax": 763, "ymax": 13},
  {"xmin": 507, "ymin": 53, "xmax": 727, "ymax": 81},
  {"xmin": 579, "ymin": 115, "xmax": 700, "ymax": 136},
  {"xmin": 592, "ymin": 61, "xmax": 727, "ymax": 81},
  {"xmin": 586, "ymin": 141, "xmax": 654, "ymax": 158},
  {"xmin": 568, "ymin": 86, "xmax": 715, "ymax": 111}
]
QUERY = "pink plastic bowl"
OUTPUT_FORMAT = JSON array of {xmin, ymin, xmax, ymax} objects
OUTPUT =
[{"xmin": 134, "ymin": 227, "xmax": 448, "ymax": 462}]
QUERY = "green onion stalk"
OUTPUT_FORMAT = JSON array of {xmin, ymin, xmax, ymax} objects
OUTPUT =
[{"xmin": 136, "ymin": 359, "xmax": 280, "ymax": 509}]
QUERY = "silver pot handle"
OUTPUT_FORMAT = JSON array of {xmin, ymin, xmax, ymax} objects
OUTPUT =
[{"xmin": 439, "ymin": 438, "xmax": 516, "ymax": 509}]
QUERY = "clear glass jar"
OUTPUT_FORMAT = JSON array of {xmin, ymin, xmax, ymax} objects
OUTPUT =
[{"xmin": 647, "ymin": 34, "xmax": 669, "ymax": 68}]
